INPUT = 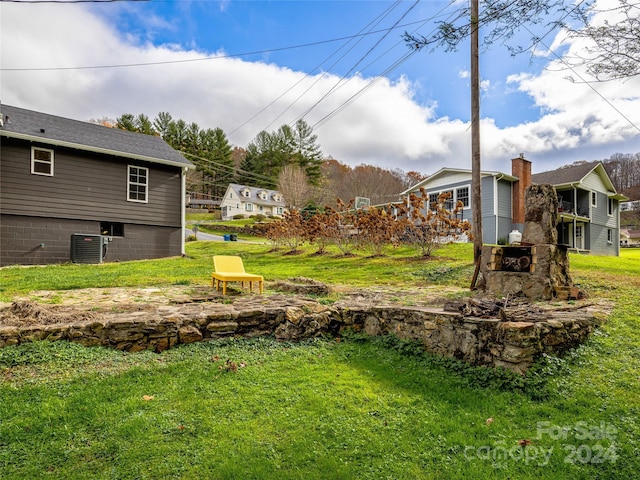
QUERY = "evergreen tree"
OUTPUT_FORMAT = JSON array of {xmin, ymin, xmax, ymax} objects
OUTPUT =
[{"xmin": 116, "ymin": 113, "xmax": 137, "ymax": 132}]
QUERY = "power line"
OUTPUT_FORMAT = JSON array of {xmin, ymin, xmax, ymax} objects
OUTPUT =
[
  {"xmin": 254, "ymin": 1, "xmax": 407, "ymax": 135},
  {"xmin": 304, "ymin": 2, "xmax": 465, "ymax": 130},
  {"xmin": 0, "ymin": 18, "xmax": 438, "ymax": 72},
  {"xmin": 227, "ymin": 1, "xmax": 404, "ymax": 137}
]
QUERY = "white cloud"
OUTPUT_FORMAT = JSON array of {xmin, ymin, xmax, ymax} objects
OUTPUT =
[{"xmin": 1, "ymin": 2, "xmax": 638, "ymax": 177}]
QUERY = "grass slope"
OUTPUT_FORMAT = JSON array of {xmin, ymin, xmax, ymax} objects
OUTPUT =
[{"xmin": 0, "ymin": 245, "xmax": 639, "ymax": 479}]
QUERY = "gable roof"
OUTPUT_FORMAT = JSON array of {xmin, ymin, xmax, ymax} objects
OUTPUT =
[
  {"xmin": 400, "ymin": 167, "xmax": 518, "ymax": 195},
  {"xmin": 532, "ymin": 161, "xmax": 627, "ymax": 200},
  {"xmin": 0, "ymin": 104, "xmax": 192, "ymax": 169},
  {"xmin": 531, "ymin": 161, "xmax": 602, "ymax": 186},
  {"xmin": 225, "ymin": 183, "xmax": 286, "ymax": 206}
]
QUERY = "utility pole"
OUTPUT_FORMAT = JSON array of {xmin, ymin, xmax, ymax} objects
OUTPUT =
[{"xmin": 471, "ymin": 0, "xmax": 483, "ymax": 265}]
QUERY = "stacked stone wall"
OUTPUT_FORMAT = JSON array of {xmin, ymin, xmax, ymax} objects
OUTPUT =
[{"xmin": 0, "ymin": 297, "xmax": 606, "ymax": 374}]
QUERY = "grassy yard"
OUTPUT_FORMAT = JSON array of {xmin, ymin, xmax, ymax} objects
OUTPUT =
[{"xmin": 0, "ymin": 244, "xmax": 639, "ymax": 479}]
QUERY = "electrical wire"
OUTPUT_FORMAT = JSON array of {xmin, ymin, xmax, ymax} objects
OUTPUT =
[
  {"xmin": 0, "ymin": 18, "xmax": 441, "ymax": 72},
  {"xmin": 227, "ymin": 1, "xmax": 404, "ymax": 137}
]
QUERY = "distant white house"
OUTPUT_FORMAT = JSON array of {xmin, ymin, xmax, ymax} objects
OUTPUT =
[
  {"xmin": 220, "ymin": 184, "xmax": 287, "ymax": 220},
  {"xmin": 620, "ymin": 229, "xmax": 640, "ymax": 247},
  {"xmin": 620, "ymin": 200, "xmax": 640, "ymax": 211}
]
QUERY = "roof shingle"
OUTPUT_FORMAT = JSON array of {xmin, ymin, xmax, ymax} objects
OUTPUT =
[{"xmin": 0, "ymin": 104, "xmax": 192, "ymax": 168}]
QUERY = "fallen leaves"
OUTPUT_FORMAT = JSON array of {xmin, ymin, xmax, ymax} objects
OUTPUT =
[
  {"xmin": 142, "ymin": 395, "xmax": 154, "ymax": 401},
  {"xmin": 211, "ymin": 356, "xmax": 248, "ymax": 373}
]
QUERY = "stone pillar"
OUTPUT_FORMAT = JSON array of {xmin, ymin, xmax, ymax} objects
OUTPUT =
[
  {"xmin": 511, "ymin": 155, "xmax": 532, "ymax": 226},
  {"xmin": 522, "ymin": 184, "xmax": 558, "ymax": 245}
]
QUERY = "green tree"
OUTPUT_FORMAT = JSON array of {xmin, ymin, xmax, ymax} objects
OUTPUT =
[
  {"xmin": 198, "ymin": 128, "xmax": 234, "ymax": 200},
  {"xmin": 116, "ymin": 113, "xmax": 137, "ymax": 132},
  {"xmin": 244, "ymin": 120, "xmax": 324, "ymax": 188},
  {"xmin": 153, "ymin": 111, "xmax": 174, "ymax": 138},
  {"xmin": 136, "ymin": 114, "xmax": 155, "ymax": 135},
  {"xmin": 289, "ymin": 119, "xmax": 323, "ymax": 185}
]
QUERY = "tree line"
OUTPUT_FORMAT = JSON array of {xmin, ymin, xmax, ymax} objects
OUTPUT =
[
  {"xmin": 100, "ymin": 112, "xmax": 426, "ymax": 210},
  {"xmin": 602, "ymin": 152, "xmax": 640, "ymax": 200}
]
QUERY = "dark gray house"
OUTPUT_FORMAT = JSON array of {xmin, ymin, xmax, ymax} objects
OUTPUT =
[{"xmin": 0, "ymin": 104, "xmax": 193, "ymax": 266}]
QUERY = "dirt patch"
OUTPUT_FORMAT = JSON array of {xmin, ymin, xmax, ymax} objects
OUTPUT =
[
  {"xmin": 1, "ymin": 302, "xmax": 101, "ymax": 327},
  {"xmin": 0, "ymin": 283, "xmax": 469, "ymax": 329}
]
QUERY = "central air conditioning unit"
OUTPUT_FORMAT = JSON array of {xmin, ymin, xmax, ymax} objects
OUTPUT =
[
  {"xmin": 70, "ymin": 234, "xmax": 107, "ymax": 264},
  {"xmin": 355, "ymin": 197, "xmax": 371, "ymax": 209}
]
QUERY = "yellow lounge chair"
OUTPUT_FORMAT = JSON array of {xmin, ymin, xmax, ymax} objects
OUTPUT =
[{"xmin": 212, "ymin": 255, "xmax": 264, "ymax": 295}]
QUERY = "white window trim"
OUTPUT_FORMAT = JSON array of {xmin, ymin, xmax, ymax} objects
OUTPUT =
[
  {"xmin": 455, "ymin": 186, "xmax": 470, "ymax": 208},
  {"xmin": 591, "ymin": 191, "xmax": 597, "ymax": 208},
  {"xmin": 31, "ymin": 146, "xmax": 54, "ymax": 176},
  {"xmin": 244, "ymin": 202, "xmax": 254, "ymax": 212},
  {"xmin": 127, "ymin": 165, "xmax": 149, "ymax": 203},
  {"xmin": 607, "ymin": 228, "xmax": 613, "ymax": 244},
  {"xmin": 607, "ymin": 198, "xmax": 614, "ymax": 217}
]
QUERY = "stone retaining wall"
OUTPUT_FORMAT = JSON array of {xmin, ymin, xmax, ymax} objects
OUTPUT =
[{"xmin": 0, "ymin": 296, "xmax": 606, "ymax": 374}]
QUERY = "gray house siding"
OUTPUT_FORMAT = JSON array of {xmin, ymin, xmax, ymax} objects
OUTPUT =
[
  {"xmin": 496, "ymin": 179, "xmax": 513, "ymax": 243},
  {"xmin": 1, "ymin": 137, "xmax": 185, "ymax": 266},
  {"xmin": 463, "ymin": 176, "xmax": 513, "ymax": 244},
  {"xmin": 0, "ymin": 215, "xmax": 181, "ymax": 265},
  {"xmin": 1, "ymin": 139, "xmax": 182, "ymax": 226},
  {"xmin": 407, "ymin": 173, "xmax": 513, "ymax": 245}
]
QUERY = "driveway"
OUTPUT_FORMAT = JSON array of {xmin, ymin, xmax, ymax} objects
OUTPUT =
[{"xmin": 184, "ymin": 227, "xmax": 225, "ymax": 242}]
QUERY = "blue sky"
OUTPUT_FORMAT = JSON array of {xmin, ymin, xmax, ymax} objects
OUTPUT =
[
  {"xmin": 1, "ymin": 0, "xmax": 639, "ymax": 175},
  {"xmin": 101, "ymin": 0, "xmax": 546, "ymax": 125}
]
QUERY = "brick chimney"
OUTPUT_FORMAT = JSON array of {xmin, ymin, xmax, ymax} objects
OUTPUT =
[{"xmin": 512, "ymin": 154, "xmax": 532, "ymax": 226}]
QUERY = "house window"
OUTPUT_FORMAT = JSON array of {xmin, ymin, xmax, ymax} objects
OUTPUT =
[
  {"xmin": 456, "ymin": 187, "xmax": 470, "ymax": 207},
  {"xmin": 31, "ymin": 147, "xmax": 54, "ymax": 176},
  {"xmin": 101, "ymin": 222, "xmax": 124, "ymax": 237},
  {"xmin": 591, "ymin": 191, "xmax": 597, "ymax": 207},
  {"xmin": 443, "ymin": 190, "xmax": 454, "ymax": 210},
  {"xmin": 428, "ymin": 193, "xmax": 438, "ymax": 209},
  {"xmin": 275, "ymin": 207, "xmax": 284, "ymax": 215},
  {"xmin": 245, "ymin": 203, "xmax": 254, "ymax": 212},
  {"xmin": 128, "ymin": 165, "xmax": 148, "ymax": 203},
  {"xmin": 608, "ymin": 198, "xmax": 614, "ymax": 216},
  {"xmin": 576, "ymin": 225, "xmax": 583, "ymax": 238},
  {"xmin": 242, "ymin": 189, "xmax": 251, "ymax": 198},
  {"xmin": 607, "ymin": 229, "xmax": 613, "ymax": 244}
]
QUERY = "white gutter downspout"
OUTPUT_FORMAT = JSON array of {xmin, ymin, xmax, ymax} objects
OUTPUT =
[
  {"xmin": 573, "ymin": 185, "xmax": 578, "ymax": 249},
  {"xmin": 181, "ymin": 167, "xmax": 187, "ymax": 256},
  {"xmin": 495, "ymin": 174, "xmax": 504, "ymax": 244}
]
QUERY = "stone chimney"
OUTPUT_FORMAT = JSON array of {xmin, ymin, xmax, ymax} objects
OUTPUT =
[
  {"xmin": 511, "ymin": 154, "xmax": 532, "ymax": 226},
  {"xmin": 522, "ymin": 184, "xmax": 558, "ymax": 245}
]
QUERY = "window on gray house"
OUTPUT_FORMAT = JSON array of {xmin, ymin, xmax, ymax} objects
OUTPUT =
[
  {"xmin": 128, "ymin": 165, "xmax": 148, "ymax": 203},
  {"xmin": 591, "ymin": 191, "xmax": 597, "ymax": 207},
  {"xmin": 428, "ymin": 193, "xmax": 438, "ymax": 209},
  {"xmin": 456, "ymin": 187, "xmax": 470, "ymax": 207},
  {"xmin": 31, "ymin": 147, "xmax": 54, "ymax": 176},
  {"xmin": 443, "ymin": 190, "xmax": 454, "ymax": 210},
  {"xmin": 608, "ymin": 198, "xmax": 614, "ymax": 216},
  {"xmin": 101, "ymin": 222, "xmax": 124, "ymax": 237}
]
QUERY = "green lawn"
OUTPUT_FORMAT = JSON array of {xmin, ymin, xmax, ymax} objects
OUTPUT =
[{"xmin": 0, "ymin": 245, "xmax": 638, "ymax": 479}]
